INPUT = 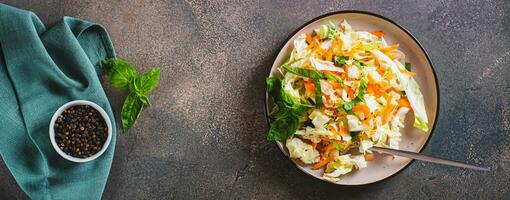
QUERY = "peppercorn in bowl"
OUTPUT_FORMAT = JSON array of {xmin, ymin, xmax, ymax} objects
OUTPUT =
[{"xmin": 49, "ymin": 100, "xmax": 112, "ymax": 163}]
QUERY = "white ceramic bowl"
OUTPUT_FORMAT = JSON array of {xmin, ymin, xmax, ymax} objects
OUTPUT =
[
  {"xmin": 49, "ymin": 100, "xmax": 113, "ymax": 163},
  {"xmin": 265, "ymin": 11, "xmax": 439, "ymax": 185}
]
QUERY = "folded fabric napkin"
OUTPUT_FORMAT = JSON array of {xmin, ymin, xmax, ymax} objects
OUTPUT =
[{"xmin": 0, "ymin": 4, "xmax": 116, "ymax": 199}]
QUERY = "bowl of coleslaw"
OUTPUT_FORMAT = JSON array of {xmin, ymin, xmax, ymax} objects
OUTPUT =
[{"xmin": 265, "ymin": 11, "xmax": 439, "ymax": 185}]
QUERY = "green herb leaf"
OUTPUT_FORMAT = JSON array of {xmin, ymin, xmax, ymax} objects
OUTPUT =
[
  {"xmin": 137, "ymin": 94, "xmax": 151, "ymax": 106},
  {"xmin": 266, "ymin": 77, "xmax": 313, "ymax": 141},
  {"xmin": 134, "ymin": 67, "xmax": 161, "ymax": 94},
  {"xmin": 353, "ymin": 60, "xmax": 364, "ymax": 70},
  {"xmin": 282, "ymin": 66, "xmax": 324, "ymax": 108},
  {"xmin": 405, "ymin": 62, "xmax": 412, "ymax": 71},
  {"xmin": 314, "ymin": 21, "xmax": 336, "ymax": 40},
  {"xmin": 343, "ymin": 102, "xmax": 354, "ymax": 111},
  {"xmin": 326, "ymin": 21, "xmax": 336, "ymax": 40},
  {"xmin": 101, "ymin": 59, "xmax": 137, "ymax": 89},
  {"xmin": 267, "ymin": 117, "xmax": 300, "ymax": 141},
  {"xmin": 342, "ymin": 78, "xmax": 368, "ymax": 111},
  {"xmin": 323, "ymin": 73, "xmax": 345, "ymax": 87},
  {"xmin": 331, "ymin": 140, "xmax": 349, "ymax": 151},
  {"xmin": 121, "ymin": 93, "xmax": 144, "ymax": 132},
  {"xmin": 333, "ymin": 56, "xmax": 348, "ymax": 66},
  {"xmin": 102, "ymin": 58, "xmax": 160, "ymax": 132},
  {"xmin": 282, "ymin": 65, "xmax": 323, "ymax": 80},
  {"xmin": 356, "ymin": 77, "xmax": 368, "ymax": 101},
  {"xmin": 350, "ymin": 131, "xmax": 361, "ymax": 142}
]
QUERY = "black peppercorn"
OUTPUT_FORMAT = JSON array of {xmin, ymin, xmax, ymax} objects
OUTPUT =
[{"xmin": 54, "ymin": 105, "xmax": 108, "ymax": 158}]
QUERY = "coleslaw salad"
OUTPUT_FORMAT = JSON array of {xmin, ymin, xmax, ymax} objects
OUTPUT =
[{"xmin": 266, "ymin": 20, "xmax": 429, "ymax": 182}]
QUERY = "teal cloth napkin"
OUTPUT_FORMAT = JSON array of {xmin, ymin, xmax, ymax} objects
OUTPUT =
[{"xmin": 0, "ymin": 4, "xmax": 116, "ymax": 199}]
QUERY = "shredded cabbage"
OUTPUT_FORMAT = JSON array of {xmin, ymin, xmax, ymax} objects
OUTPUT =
[{"xmin": 286, "ymin": 137, "xmax": 320, "ymax": 164}]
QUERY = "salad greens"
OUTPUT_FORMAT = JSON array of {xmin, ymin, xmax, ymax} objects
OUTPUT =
[{"xmin": 266, "ymin": 77, "xmax": 313, "ymax": 141}]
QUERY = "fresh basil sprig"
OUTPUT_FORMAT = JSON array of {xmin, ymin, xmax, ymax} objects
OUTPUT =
[{"xmin": 101, "ymin": 58, "xmax": 160, "ymax": 132}]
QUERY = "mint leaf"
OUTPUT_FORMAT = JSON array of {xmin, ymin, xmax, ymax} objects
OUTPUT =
[
  {"xmin": 101, "ymin": 59, "xmax": 137, "ymax": 89},
  {"xmin": 121, "ymin": 93, "xmax": 144, "ymax": 132}
]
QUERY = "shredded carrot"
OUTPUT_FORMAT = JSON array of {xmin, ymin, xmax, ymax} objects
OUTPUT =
[
  {"xmin": 327, "ymin": 125, "xmax": 339, "ymax": 140},
  {"xmin": 331, "ymin": 39, "xmax": 343, "ymax": 56},
  {"xmin": 305, "ymin": 34, "xmax": 313, "ymax": 44},
  {"xmin": 397, "ymin": 97, "xmax": 411, "ymax": 108},
  {"xmin": 371, "ymin": 31, "xmax": 384, "ymax": 38},
  {"xmin": 343, "ymin": 86, "xmax": 355, "ymax": 100},
  {"xmin": 359, "ymin": 52, "xmax": 371, "ymax": 57},
  {"xmin": 367, "ymin": 86, "xmax": 375, "ymax": 95},
  {"xmin": 332, "ymin": 131, "xmax": 338, "ymax": 141},
  {"xmin": 347, "ymin": 89, "xmax": 355, "ymax": 99},
  {"xmin": 304, "ymin": 80, "xmax": 315, "ymax": 94},
  {"xmin": 364, "ymin": 154, "xmax": 375, "ymax": 161},
  {"xmin": 376, "ymin": 66, "xmax": 386, "ymax": 75},
  {"xmin": 353, "ymin": 104, "xmax": 371, "ymax": 118},
  {"xmin": 367, "ymin": 83, "xmax": 384, "ymax": 97},
  {"xmin": 327, "ymin": 79, "xmax": 342, "ymax": 90},
  {"xmin": 312, "ymin": 142, "xmax": 318, "ymax": 150},
  {"xmin": 323, "ymin": 93, "xmax": 330, "ymax": 101},
  {"xmin": 380, "ymin": 44, "xmax": 400, "ymax": 53},
  {"xmin": 313, "ymin": 156, "xmax": 335, "ymax": 169},
  {"xmin": 399, "ymin": 69, "xmax": 416, "ymax": 76},
  {"xmin": 382, "ymin": 95, "xmax": 395, "ymax": 123},
  {"xmin": 322, "ymin": 143, "xmax": 335, "ymax": 155},
  {"xmin": 339, "ymin": 125, "xmax": 347, "ymax": 134},
  {"xmin": 342, "ymin": 65, "xmax": 349, "ymax": 72}
]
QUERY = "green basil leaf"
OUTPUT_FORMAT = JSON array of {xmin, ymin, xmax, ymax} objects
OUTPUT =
[
  {"xmin": 101, "ymin": 59, "xmax": 137, "ymax": 89},
  {"xmin": 137, "ymin": 93, "xmax": 151, "ymax": 106},
  {"xmin": 134, "ymin": 67, "xmax": 160, "ymax": 94},
  {"xmin": 121, "ymin": 93, "xmax": 144, "ymax": 132}
]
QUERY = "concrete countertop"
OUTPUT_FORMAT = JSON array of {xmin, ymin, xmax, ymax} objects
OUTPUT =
[{"xmin": 1, "ymin": 0, "xmax": 509, "ymax": 199}]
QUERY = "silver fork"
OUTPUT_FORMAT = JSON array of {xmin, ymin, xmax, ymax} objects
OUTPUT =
[{"xmin": 369, "ymin": 146, "xmax": 490, "ymax": 171}]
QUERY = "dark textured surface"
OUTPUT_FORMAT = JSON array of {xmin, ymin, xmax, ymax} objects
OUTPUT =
[{"xmin": 1, "ymin": 0, "xmax": 509, "ymax": 199}]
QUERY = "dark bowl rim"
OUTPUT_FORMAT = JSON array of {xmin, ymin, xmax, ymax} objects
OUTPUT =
[{"xmin": 263, "ymin": 10, "xmax": 440, "ymax": 186}]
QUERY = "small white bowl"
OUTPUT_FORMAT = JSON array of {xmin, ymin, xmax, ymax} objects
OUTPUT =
[{"xmin": 49, "ymin": 100, "xmax": 113, "ymax": 163}]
